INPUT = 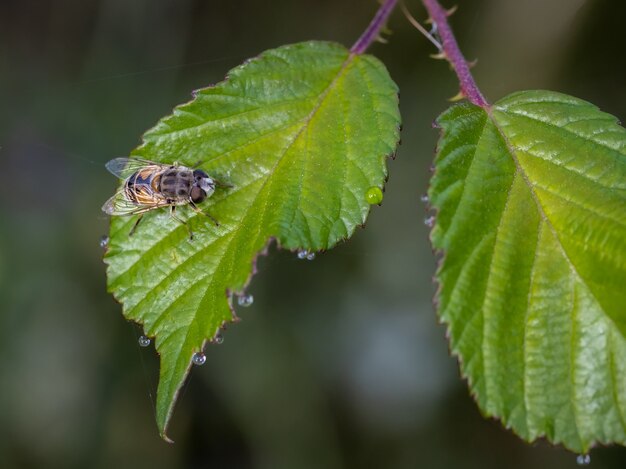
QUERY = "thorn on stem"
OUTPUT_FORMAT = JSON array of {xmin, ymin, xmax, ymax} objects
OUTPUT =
[
  {"xmin": 375, "ymin": 34, "xmax": 389, "ymax": 44},
  {"xmin": 350, "ymin": 0, "xmax": 397, "ymax": 54},
  {"xmin": 430, "ymin": 51, "xmax": 447, "ymax": 60},
  {"xmin": 422, "ymin": 0, "xmax": 489, "ymax": 107},
  {"xmin": 449, "ymin": 91, "xmax": 465, "ymax": 102},
  {"xmin": 446, "ymin": 5, "xmax": 458, "ymax": 16}
]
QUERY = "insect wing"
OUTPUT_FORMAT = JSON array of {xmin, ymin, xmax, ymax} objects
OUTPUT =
[
  {"xmin": 101, "ymin": 190, "xmax": 141, "ymax": 216},
  {"xmin": 101, "ymin": 189, "xmax": 168, "ymax": 216},
  {"xmin": 105, "ymin": 157, "xmax": 167, "ymax": 179}
]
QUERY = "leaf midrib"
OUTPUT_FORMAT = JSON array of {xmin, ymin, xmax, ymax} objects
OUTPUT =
[{"xmin": 485, "ymin": 106, "xmax": 625, "ymax": 449}]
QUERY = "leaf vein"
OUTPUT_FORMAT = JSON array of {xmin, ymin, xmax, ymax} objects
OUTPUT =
[{"xmin": 498, "ymin": 109, "xmax": 625, "ymax": 158}]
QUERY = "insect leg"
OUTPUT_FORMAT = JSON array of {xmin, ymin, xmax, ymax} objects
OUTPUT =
[
  {"xmin": 129, "ymin": 215, "xmax": 144, "ymax": 236},
  {"xmin": 170, "ymin": 205, "xmax": 194, "ymax": 240},
  {"xmin": 189, "ymin": 201, "xmax": 219, "ymax": 227}
]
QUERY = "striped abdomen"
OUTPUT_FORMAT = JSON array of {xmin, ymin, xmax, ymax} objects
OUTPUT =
[{"xmin": 124, "ymin": 166, "xmax": 165, "ymax": 205}]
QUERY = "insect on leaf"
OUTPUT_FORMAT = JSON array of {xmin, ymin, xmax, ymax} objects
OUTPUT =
[
  {"xmin": 429, "ymin": 90, "xmax": 626, "ymax": 452},
  {"xmin": 104, "ymin": 41, "xmax": 400, "ymax": 440}
]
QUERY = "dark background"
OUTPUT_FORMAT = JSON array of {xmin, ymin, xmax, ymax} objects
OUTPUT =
[{"xmin": 0, "ymin": 0, "xmax": 625, "ymax": 468}]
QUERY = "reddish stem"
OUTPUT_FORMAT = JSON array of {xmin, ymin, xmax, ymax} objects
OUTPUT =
[
  {"xmin": 351, "ymin": 0, "xmax": 398, "ymax": 55},
  {"xmin": 421, "ymin": 0, "xmax": 489, "ymax": 107}
]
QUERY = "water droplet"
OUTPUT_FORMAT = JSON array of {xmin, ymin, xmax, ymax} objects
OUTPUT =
[
  {"xmin": 237, "ymin": 294, "xmax": 254, "ymax": 307},
  {"xmin": 213, "ymin": 333, "xmax": 224, "ymax": 345},
  {"xmin": 138, "ymin": 335, "xmax": 151, "ymax": 347},
  {"xmin": 576, "ymin": 454, "xmax": 591, "ymax": 466},
  {"xmin": 99, "ymin": 235, "xmax": 109, "ymax": 249},
  {"xmin": 420, "ymin": 194, "xmax": 429, "ymax": 204},
  {"xmin": 365, "ymin": 186, "xmax": 383, "ymax": 205},
  {"xmin": 297, "ymin": 249, "xmax": 316, "ymax": 260},
  {"xmin": 424, "ymin": 216, "xmax": 435, "ymax": 227},
  {"xmin": 192, "ymin": 352, "xmax": 206, "ymax": 366}
]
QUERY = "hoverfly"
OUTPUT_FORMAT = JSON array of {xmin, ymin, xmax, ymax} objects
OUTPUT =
[{"xmin": 102, "ymin": 157, "xmax": 223, "ymax": 239}]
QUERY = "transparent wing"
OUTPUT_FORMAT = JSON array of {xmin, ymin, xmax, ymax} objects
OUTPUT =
[
  {"xmin": 101, "ymin": 190, "xmax": 143, "ymax": 216},
  {"xmin": 105, "ymin": 157, "xmax": 168, "ymax": 179},
  {"xmin": 101, "ymin": 189, "xmax": 170, "ymax": 216}
]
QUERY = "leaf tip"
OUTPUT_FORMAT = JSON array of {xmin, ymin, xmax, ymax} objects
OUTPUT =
[
  {"xmin": 157, "ymin": 410, "xmax": 176, "ymax": 444},
  {"xmin": 160, "ymin": 431, "xmax": 175, "ymax": 444}
]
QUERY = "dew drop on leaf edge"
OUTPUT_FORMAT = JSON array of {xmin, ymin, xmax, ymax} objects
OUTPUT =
[
  {"xmin": 99, "ymin": 235, "xmax": 109, "ymax": 249},
  {"xmin": 576, "ymin": 454, "xmax": 591, "ymax": 466},
  {"xmin": 424, "ymin": 216, "xmax": 435, "ymax": 227},
  {"xmin": 192, "ymin": 352, "xmax": 206, "ymax": 366},
  {"xmin": 213, "ymin": 333, "xmax": 224, "ymax": 345},
  {"xmin": 237, "ymin": 294, "xmax": 254, "ymax": 307},
  {"xmin": 138, "ymin": 335, "xmax": 151, "ymax": 347},
  {"xmin": 365, "ymin": 186, "xmax": 383, "ymax": 205},
  {"xmin": 420, "ymin": 194, "xmax": 429, "ymax": 204},
  {"xmin": 297, "ymin": 249, "xmax": 316, "ymax": 261}
]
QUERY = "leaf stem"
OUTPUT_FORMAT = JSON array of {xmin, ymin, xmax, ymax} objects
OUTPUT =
[
  {"xmin": 351, "ymin": 0, "xmax": 398, "ymax": 55},
  {"xmin": 421, "ymin": 0, "xmax": 489, "ymax": 107}
]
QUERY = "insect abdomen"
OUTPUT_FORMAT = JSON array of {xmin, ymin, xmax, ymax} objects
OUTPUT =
[{"xmin": 125, "ymin": 168, "xmax": 162, "ymax": 205}]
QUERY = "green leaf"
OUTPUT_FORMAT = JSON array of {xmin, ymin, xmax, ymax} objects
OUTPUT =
[
  {"xmin": 429, "ymin": 90, "xmax": 626, "ymax": 452},
  {"xmin": 104, "ymin": 41, "xmax": 400, "ymax": 440}
]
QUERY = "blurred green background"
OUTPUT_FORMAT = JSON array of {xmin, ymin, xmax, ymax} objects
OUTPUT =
[{"xmin": 1, "ymin": 0, "xmax": 625, "ymax": 468}]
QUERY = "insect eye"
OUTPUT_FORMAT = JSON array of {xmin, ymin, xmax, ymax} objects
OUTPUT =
[{"xmin": 190, "ymin": 186, "xmax": 206, "ymax": 203}]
